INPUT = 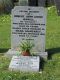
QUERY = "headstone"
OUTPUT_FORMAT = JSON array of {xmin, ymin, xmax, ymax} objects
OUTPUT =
[
  {"xmin": 38, "ymin": 0, "xmax": 46, "ymax": 7},
  {"xmin": 9, "ymin": 56, "xmax": 40, "ymax": 72},
  {"xmin": 11, "ymin": 6, "xmax": 47, "ymax": 53},
  {"xmin": 19, "ymin": 0, "xmax": 28, "ymax": 6}
]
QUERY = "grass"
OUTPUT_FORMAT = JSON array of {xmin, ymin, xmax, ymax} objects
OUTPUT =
[
  {"xmin": 0, "ymin": 14, "xmax": 11, "ymax": 48},
  {"xmin": 0, "ymin": 6, "xmax": 60, "ymax": 80},
  {"xmin": 46, "ymin": 6, "xmax": 60, "ymax": 49}
]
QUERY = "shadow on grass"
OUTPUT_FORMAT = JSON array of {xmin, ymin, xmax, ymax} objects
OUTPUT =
[
  {"xmin": 41, "ymin": 47, "xmax": 60, "ymax": 70},
  {"xmin": 0, "ymin": 48, "xmax": 9, "ymax": 53},
  {"xmin": 46, "ymin": 47, "xmax": 60, "ymax": 59},
  {"xmin": 40, "ymin": 58, "xmax": 46, "ymax": 70}
]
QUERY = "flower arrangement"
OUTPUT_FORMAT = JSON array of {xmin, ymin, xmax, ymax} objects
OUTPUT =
[{"xmin": 20, "ymin": 40, "xmax": 34, "ymax": 56}]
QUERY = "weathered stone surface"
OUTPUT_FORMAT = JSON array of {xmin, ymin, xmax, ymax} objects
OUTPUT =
[
  {"xmin": 9, "ymin": 56, "xmax": 40, "ymax": 72},
  {"xmin": 11, "ymin": 6, "xmax": 47, "ymax": 53},
  {"xmin": 5, "ymin": 49, "xmax": 20, "ymax": 58}
]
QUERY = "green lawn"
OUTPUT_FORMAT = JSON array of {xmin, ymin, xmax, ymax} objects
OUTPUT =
[
  {"xmin": 0, "ymin": 6, "xmax": 60, "ymax": 80},
  {"xmin": 0, "ymin": 14, "xmax": 11, "ymax": 48}
]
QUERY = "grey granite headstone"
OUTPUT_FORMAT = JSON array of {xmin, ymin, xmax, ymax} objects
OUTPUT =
[
  {"xmin": 5, "ymin": 6, "xmax": 48, "ymax": 60},
  {"xmin": 11, "ymin": 6, "xmax": 47, "ymax": 53},
  {"xmin": 9, "ymin": 56, "xmax": 40, "ymax": 72}
]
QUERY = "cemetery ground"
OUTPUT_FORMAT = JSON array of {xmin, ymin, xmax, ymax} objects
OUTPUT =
[{"xmin": 0, "ymin": 6, "xmax": 60, "ymax": 80}]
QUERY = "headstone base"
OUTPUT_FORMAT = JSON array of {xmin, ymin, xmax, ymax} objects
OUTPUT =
[
  {"xmin": 36, "ymin": 52, "xmax": 48, "ymax": 60},
  {"xmin": 4, "ymin": 49, "xmax": 20, "ymax": 58},
  {"xmin": 5, "ymin": 49, "xmax": 48, "ymax": 59},
  {"xmin": 9, "ymin": 56, "xmax": 40, "ymax": 72}
]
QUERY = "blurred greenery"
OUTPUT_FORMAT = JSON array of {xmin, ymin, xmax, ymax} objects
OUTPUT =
[
  {"xmin": 0, "ymin": 14, "xmax": 11, "ymax": 49},
  {"xmin": 0, "ymin": 0, "xmax": 13, "ymax": 13}
]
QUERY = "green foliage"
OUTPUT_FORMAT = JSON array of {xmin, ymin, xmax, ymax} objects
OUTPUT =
[
  {"xmin": 20, "ymin": 40, "xmax": 34, "ymax": 52},
  {"xmin": 0, "ymin": 14, "xmax": 11, "ymax": 48}
]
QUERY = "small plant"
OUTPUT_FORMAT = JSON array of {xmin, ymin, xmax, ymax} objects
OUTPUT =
[{"xmin": 20, "ymin": 40, "xmax": 34, "ymax": 56}]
